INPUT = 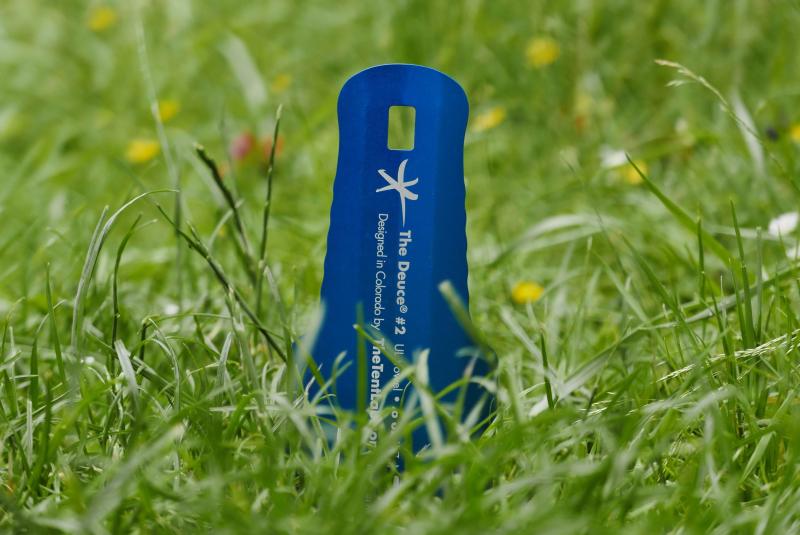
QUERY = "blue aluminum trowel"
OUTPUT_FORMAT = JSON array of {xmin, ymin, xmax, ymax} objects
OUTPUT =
[{"xmin": 310, "ymin": 64, "xmax": 491, "ymax": 463}]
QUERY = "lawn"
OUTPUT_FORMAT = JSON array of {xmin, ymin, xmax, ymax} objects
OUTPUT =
[{"xmin": 2, "ymin": 1, "xmax": 800, "ymax": 533}]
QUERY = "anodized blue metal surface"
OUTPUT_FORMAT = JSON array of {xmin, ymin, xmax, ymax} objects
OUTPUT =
[{"xmin": 311, "ymin": 64, "xmax": 489, "ymax": 458}]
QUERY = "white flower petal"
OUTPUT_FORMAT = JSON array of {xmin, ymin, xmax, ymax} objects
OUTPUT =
[
  {"xmin": 768, "ymin": 212, "xmax": 799, "ymax": 236},
  {"xmin": 600, "ymin": 147, "xmax": 627, "ymax": 169}
]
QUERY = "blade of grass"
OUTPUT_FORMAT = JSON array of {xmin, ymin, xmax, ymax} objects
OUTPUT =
[
  {"xmin": 215, "ymin": 332, "xmax": 234, "ymax": 402},
  {"xmin": 540, "ymin": 333, "xmax": 555, "ymax": 409},
  {"xmin": 731, "ymin": 201, "xmax": 756, "ymax": 348},
  {"xmin": 740, "ymin": 431, "xmax": 774, "ymax": 483},
  {"xmin": 113, "ymin": 340, "xmax": 139, "ymax": 410},
  {"xmin": 45, "ymin": 264, "xmax": 66, "ymax": 385},
  {"xmin": 356, "ymin": 304, "xmax": 367, "ymax": 419},
  {"xmin": 626, "ymin": 155, "xmax": 732, "ymax": 269},
  {"xmin": 194, "ymin": 144, "xmax": 257, "ymax": 284},
  {"xmin": 111, "ymin": 214, "xmax": 146, "ymax": 368},
  {"xmin": 27, "ymin": 382, "xmax": 52, "ymax": 498},
  {"xmin": 256, "ymin": 105, "xmax": 282, "ymax": 316}
]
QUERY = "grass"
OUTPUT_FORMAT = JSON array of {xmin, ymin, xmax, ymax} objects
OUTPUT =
[{"xmin": 2, "ymin": 0, "xmax": 800, "ymax": 532}]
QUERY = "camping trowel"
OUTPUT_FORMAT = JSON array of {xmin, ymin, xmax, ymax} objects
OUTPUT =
[{"xmin": 310, "ymin": 64, "xmax": 491, "ymax": 464}]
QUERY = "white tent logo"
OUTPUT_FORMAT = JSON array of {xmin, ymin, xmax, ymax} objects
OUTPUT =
[{"xmin": 376, "ymin": 159, "xmax": 418, "ymax": 226}]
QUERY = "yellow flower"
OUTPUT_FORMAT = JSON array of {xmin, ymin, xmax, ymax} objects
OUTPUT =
[
  {"xmin": 511, "ymin": 281, "xmax": 544, "ymax": 305},
  {"xmin": 88, "ymin": 6, "xmax": 118, "ymax": 32},
  {"xmin": 525, "ymin": 36, "xmax": 560, "ymax": 68},
  {"xmin": 790, "ymin": 124, "xmax": 800, "ymax": 143},
  {"xmin": 157, "ymin": 100, "xmax": 180, "ymax": 122},
  {"xmin": 125, "ymin": 138, "xmax": 160, "ymax": 164},
  {"xmin": 621, "ymin": 159, "xmax": 647, "ymax": 185},
  {"xmin": 271, "ymin": 73, "xmax": 293, "ymax": 94},
  {"xmin": 472, "ymin": 106, "xmax": 507, "ymax": 133}
]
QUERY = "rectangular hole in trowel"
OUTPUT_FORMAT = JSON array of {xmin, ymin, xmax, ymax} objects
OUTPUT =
[{"xmin": 387, "ymin": 105, "xmax": 415, "ymax": 151}]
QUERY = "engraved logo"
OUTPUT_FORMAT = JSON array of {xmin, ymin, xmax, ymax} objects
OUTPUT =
[{"xmin": 376, "ymin": 159, "xmax": 418, "ymax": 226}]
